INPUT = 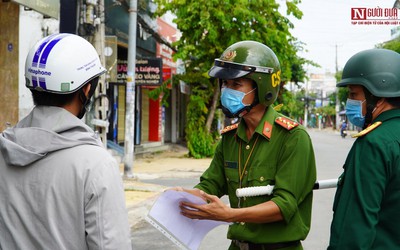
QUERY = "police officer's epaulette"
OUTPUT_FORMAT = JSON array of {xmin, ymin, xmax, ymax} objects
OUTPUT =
[
  {"xmin": 352, "ymin": 121, "xmax": 382, "ymax": 138},
  {"xmin": 275, "ymin": 116, "xmax": 299, "ymax": 130},
  {"xmin": 273, "ymin": 104, "xmax": 283, "ymax": 111},
  {"xmin": 220, "ymin": 123, "xmax": 239, "ymax": 134}
]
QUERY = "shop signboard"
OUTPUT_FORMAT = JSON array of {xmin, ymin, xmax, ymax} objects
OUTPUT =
[
  {"xmin": 135, "ymin": 58, "xmax": 162, "ymax": 85},
  {"xmin": 12, "ymin": 0, "xmax": 59, "ymax": 19},
  {"xmin": 117, "ymin": 58, "xmax": 162, "ymax": 86}
]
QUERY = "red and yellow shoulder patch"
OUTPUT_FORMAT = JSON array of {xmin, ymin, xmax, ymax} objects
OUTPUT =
[
  {"xmin": 275, "ymin": 117, "xmax": 299, "ymax": 130},
  {"xmin": 220, "ymin": 123, "xmax": 239, "ymax": 134},
  {"xmin": 352, "ymin": 121, "xmax": 382, "ymax": 138}
]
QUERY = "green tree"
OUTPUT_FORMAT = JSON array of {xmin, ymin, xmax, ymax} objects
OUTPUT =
[
  {"xmin": 334, "ymin": 70, "xmax": 348, "ymax": 110},
  {"xmin": 378, "ymin": 38, "xmax": 400, "ymax": 53},
  {"xmin": 276, "ymin": 89, "xmax": 304, "ymax": 120},
  {"xmin": 154, "ymin": 0, "xmax": 310, "ymax": 157}
]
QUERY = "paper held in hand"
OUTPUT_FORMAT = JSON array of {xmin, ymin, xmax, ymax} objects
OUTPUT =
[{"xmin": 146, "ymin": 190, "xmax": 229, "ymax": 250}]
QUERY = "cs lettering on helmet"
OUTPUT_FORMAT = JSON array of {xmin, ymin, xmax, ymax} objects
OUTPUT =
[{"xmin": 271, "ymin": 70, "xmax": 281, "ymax": 87}]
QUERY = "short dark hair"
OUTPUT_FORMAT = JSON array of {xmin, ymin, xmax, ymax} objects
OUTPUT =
[
  {"xmin": 30, "ymin": 77, "xmax": 99, "ymax": 107},
  {"xmin": 30, "ymin": 89, "xmax": 77, "ymax": 107},
  {"xmin": 386, "ymin": 97, "xmax": 400, "ymax": 108}
]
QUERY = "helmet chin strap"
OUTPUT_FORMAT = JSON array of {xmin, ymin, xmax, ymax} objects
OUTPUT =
[
  {"xmin": 363, "ymin": 87, "xmax": 380, "ymax": 129},
  {"xmin": 222, "ymin": 98, "xmax": 259, "ymax": 118},
  {"xmin": 77, "ymin": 90, "xmax": 89, "ymax": 119},
  {"xmin": 363, "ymin": 104, "xmax": 375, "ymax": 129}
]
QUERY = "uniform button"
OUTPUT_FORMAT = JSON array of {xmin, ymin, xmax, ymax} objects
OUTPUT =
[
  {"xmin": 265, "ymin": 127, "xmax": 270, "ymax": 132},
  {"xmin": 244, "ymin": 170, "xmax": 248, "ymax": 175},
  {"xmin": 240, "ymin": 222, "xmax": 245, "ymax": 226},
  {"xmin": 245, "ymin": 145, "xmax": 250, "ymax": 150},
  {"xmin": 260, "ymin": 176, "xmax": 265, "ymax": 181}
]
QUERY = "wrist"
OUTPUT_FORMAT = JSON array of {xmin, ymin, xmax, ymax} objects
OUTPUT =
[{"xmin": 226, "ymin": 207, "xmax": 239, "ymax": 222}]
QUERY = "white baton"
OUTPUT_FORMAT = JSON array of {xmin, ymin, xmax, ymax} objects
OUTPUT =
[{"xmin": 236, "ymin": 178, "xmax": 338, "ymax": 198}]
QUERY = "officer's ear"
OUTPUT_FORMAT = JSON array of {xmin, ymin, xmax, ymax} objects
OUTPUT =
[{"xmin": 82, "ymin": 84, "xmax": 91, "ymax": 98}]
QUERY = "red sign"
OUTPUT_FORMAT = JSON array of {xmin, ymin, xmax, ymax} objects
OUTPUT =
[
  {"xmin": 351, "ymin": 7, "xmax": 398, "ymax": 24},
  {"xmin": 157, "ymin": 18, "xmax": 178, "ymax": 76}
]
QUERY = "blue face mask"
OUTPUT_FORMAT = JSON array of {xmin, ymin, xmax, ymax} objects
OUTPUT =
[
  {"xmin": 221, "ymin": 87, "xmax": 256, "ymax": 116},
  {"xmin": 345, "ymin": 99, "xmax": 366, "ymax": 128}
]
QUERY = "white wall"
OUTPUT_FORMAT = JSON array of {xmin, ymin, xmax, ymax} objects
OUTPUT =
[{"xmin": 18, "ymin": 6, "xmax": 59, "ymax": 119}]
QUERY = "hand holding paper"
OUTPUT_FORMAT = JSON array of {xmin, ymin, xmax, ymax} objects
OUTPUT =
[
  {"xmin": 180, "ymin": 190, "xmax": 233, "ymax": 222},
  {"xmin": 146, "ymin": 190, "xmax": 229, "ymax": 250}
]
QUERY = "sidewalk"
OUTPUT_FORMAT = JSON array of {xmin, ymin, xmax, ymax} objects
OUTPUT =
[{"xmin": 119, "ymin": 144, "xmax": 212, "ymax": 227}]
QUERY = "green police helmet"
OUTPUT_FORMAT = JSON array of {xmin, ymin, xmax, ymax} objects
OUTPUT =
[
  {"xmin": 337, "ymin": 48, "xmax": 400, "ymax": 97},
  {"xmin": 208, "ymin": 41, "xmax": 281, "ymax": 106}
]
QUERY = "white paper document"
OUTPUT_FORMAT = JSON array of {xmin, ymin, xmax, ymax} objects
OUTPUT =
[{"xmin": 146, "ymin": 190, "xmax": 229, "ymax": 250}]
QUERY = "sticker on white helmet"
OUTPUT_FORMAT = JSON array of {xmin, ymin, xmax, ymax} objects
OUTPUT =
[{"xmin": 61, "ymin": 83, "xmax": 70, "ymax": 92}]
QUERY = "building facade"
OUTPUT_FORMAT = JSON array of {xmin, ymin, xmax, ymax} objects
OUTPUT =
[{"xmin": 0, "ymin": 0, "xmax": 186, "ymax": 154}]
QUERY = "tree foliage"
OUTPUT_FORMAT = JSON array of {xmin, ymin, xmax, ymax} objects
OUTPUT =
[
  {"xmin": 154, "ymin": 0, "xmax": 310, "ymax": 157},
  {"xmin": 156, "ymin": 0, "xmax": 306, "ymax": 81},
  {"xmin": 334, "ymin": 70, "xmax": 348, "ymax": 110},
  {"xmin": 275, "ymin": 88, "xmax": 304, "ymax": 120},
  {"xmin": 377, "ymin": 38, "xmax": 400, "ymax": 53}
]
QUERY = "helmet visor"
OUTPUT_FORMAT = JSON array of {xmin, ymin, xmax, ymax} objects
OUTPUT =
[{"xmin": 208, "ymin": 59, "xmax": 274, "ymax": 79}]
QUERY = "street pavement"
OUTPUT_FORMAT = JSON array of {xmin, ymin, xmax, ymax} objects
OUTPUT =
[{"xmin": 123, "ymin": 128, "xmax": 356, "ymax": 249}]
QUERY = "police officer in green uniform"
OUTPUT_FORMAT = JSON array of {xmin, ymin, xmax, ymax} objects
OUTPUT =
[
  {"xmin": 175, "ymin": 41, "xmax": 317, "ymax": 250},
  {"xmin": 328, "ymin": 49, "xmax": 400, "ymax": 249}
]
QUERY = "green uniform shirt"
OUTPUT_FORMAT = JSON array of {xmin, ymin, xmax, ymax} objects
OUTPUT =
[
  {"xmin": 329, "ymin": 109, "xmax": 400, "ymax": 249},
  {"xmin": 195, "ymin": 106, "xmax": 316, "ymax": 248}
]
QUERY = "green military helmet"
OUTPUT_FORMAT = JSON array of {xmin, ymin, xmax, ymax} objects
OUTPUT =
[
  {"xmin": 337, "ymin": 48, "xmax": 400, "ymax": 97},
  {"xmin": 208, "ymin": 41, "xmax": 281, "ymax": 106}
]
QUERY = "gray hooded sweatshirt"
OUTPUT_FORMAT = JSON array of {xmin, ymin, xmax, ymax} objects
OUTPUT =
[{"xmin": 0, "ymin": 106, "xmax": 131, "ymax": 250}]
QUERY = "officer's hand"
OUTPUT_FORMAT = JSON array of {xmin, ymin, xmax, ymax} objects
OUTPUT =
[{"xmin": 179, "ymin": 190, "xmax": 233, "ymax": 222}]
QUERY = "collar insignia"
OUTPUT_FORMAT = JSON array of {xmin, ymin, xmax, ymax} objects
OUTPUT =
[{"xmin": 263, "ymin": 121, "xmax": 273, "ymax": 139}]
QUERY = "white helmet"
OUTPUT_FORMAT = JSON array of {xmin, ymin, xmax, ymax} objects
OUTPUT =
[{"xmin": 25, "ymin": 33, "xmax": 106, "ymax": 94}]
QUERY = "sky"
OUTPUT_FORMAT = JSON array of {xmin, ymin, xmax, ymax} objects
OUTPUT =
[{"xmin": 288, "ymin": 0, "xmax": 398, "ymax": 74}]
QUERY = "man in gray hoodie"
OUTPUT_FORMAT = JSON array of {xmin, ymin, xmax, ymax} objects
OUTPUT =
[{"xmin": 0, "ymin": 33, "xmax": 132, "ymax": 250}]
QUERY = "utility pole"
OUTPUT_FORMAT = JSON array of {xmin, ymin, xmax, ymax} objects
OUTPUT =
[
  {"xmin": 124, "ymin": 0, "xmax": 137, "ymax": 177},
  {"xmin": 335, "ymin": 44, "xmax": 340, "ymax": 130},
  {"xmin": 304, "ymin": 79, "xmax": 309, "ymax": 128},
  {"xmin": 92, "ymin": 0, "xmax": 108, "ymax": 147}
]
